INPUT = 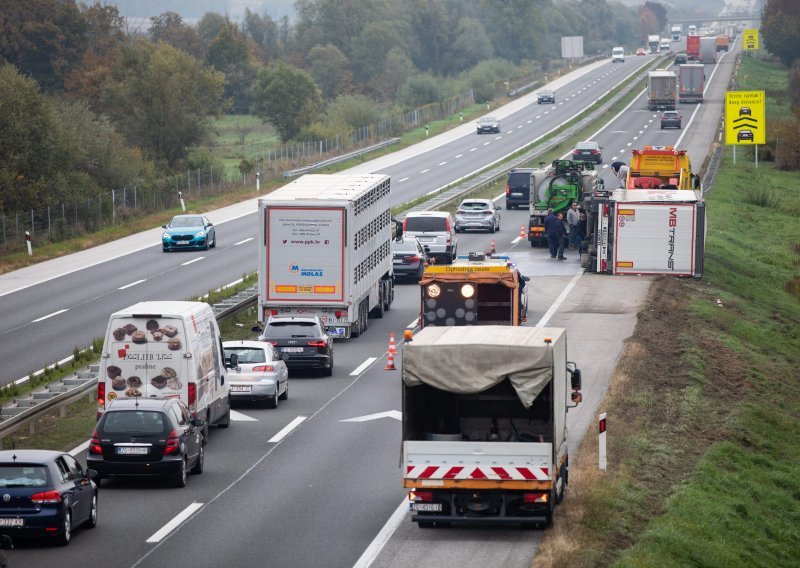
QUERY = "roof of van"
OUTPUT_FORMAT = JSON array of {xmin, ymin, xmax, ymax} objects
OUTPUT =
[
  {"xmin": 111, "ymin": 301, "xmax": 213, "ymax": 318},
  {"xmin": 260, "ymin": 173, "xmax": 389, "ymax": 202}
]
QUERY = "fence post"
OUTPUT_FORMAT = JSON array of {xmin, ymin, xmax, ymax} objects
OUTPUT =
[
  {"xmin": 112, "ymin": 189, "xmax": 115, "ymax": 225},
  {"xmin": 47, "ymin": 206, "xmax": 51, "ymax": 238},
  {"xmin": 210, "ymin": 166, "xmax": 213, "ymax": 193}
]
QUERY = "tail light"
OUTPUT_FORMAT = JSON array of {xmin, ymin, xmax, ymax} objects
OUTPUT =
[
  {"xmin": 164, "ymin": 430, "xmax": 180, "ymax": 455},
  {"xmin": 252, "ymin": 365, "xmax": 275, "ymax": 372},
  {"xmin": 522, "ymin": 492, "xmax": 548, "ymax": 503},
  {"xmin": 307, "ymin": 340, "xmax": 326, "ymax": 348},
  {"xmin": 456, "ymin": 210, "xmax": 464, "ymax": 215},
  {"xmin": 89, "ymin": 431, "xmax": 102, "ymax": 455},
  {"xmin": 482, "ymin": 210, "xmax": 491, "ymax": 215},
  {"xmin": 270, "ymin": 310, "xmax": 278, "ymax": 316},
  {"xmin": 572, "ymin": 150, "xmax": 580, "ymax": 155},
  {"xmin": 97, "ymin": 382, "xmax": 105, "ymax": 417},
  {"xmin": 505, "ymin": 183, "xmax": 510, "ymax": 196},
  {"xmin": 445, "ymin": 218, "xmax": 452, "ymax": 243},
  {"xmin": 402, "ymin": 218, "xmax": 407, "ymax": 231},
  {"xmin": 410, "ymin": 490, "xmax": 433, "ymax": 502},
  {"xmin": 32, "ymin": 490, "xmax": 62, "ymax": 504},
  {"xmin": 188, "ymin": 383, "xmax": 197, "ymax": 413},
  {"xmin": 267, "ymin": 340, "xmax": 278, "ymax": 346},
  {"xmin": 405, "ymin": 255, "xmax": 420, "ymax": 262},
  {"xmin": 593, "ymin": 150, "xmax": 600, "ymax": 155},
  {"xmin": 335, "ymin": 311, "xmax": 343, "ymax": 317}
]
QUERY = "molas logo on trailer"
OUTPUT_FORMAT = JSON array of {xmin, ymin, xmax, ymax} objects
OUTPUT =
[{"xmin": 667, "ymin": 207, "xmax": 677, "ymax": 270}]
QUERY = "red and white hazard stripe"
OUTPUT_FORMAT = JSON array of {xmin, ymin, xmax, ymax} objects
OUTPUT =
[{"xmin": 406, "ymin": 465, "xmax": 550, "ymax": 481}]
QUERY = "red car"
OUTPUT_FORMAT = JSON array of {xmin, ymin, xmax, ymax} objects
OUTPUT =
[{"xmin": 636, "ymin": 48, "xmax": 647, "ymax": 56}]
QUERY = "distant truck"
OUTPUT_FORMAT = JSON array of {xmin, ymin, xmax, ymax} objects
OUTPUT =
[
  {"xmin": 257, "ymin": 174, "xmax": 398, "ymax": 339},
  {"xmin": 648, "ymin": 34, "xmax": 660, "ymax": 54},
  {"xmin": 715, "ymin": 35, "xmax": 730, "ymax": 52},
  {"xmin": 678, "ymin": 64, "xmax": 705, "ymax": 103},
  {"xmin": 660, "ymin": 38, "xmax": 671, "ymax": 51},
  {"xmin": 686, "ymin": 34, "xmax": 701, "ymax": 60},
  {"xmin": 699, "ymin": 36, "xmax": 717, "ymax": 63},
  {"xmin": 647, "ymin": 70, "xmax": 677, "ymax": 110},
  {"xmin": 418, "ymin": 253, "xmax": 529, "ymax": 327},
  {"xmin": 671, "ymin": 24, "xmax": 682, "ymax": 41},
  {"xmin": 688, "ymin": 24, "xmax": 697, "ymax": 36},
  {"xmin": 402, "ymin": 325, "xmax": 583, "ymax": 528}
]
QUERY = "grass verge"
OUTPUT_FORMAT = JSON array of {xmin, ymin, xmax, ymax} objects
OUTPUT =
[{"xmin": 533, "ymin": 55, "xmax": 800, "ymax": 568}]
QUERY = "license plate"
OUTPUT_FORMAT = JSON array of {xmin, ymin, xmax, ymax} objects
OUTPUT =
[
  {"xmin": 0, "ymin": 518, "xmax": 23, "ymax": 527},
  {"xmin": 116, "ymin": 446, "xmax": 149, "ymax": 455},
  {"xmin": 417, "ymin": 237, "xmax": 435, "ymax": 243},
  {"xmin": 230, "ymin": 385, "xmax": 251, "ymax": 393},
  {"xmin": 511, "ymin": 192, "xmax": 522, "ymax": 196},
  {"xmin": 468, "ymin": 222, "xmax": 482, "ymax": 226},
  {"xmin": 393, "ymin": 259, "xmax": 403, "ymax": 264},
  {"xmin": 412, "ymin": 503, "xmax": 442, "ymax": 512},
  {"xmin": 281, "ymin": 347, "xmax": 303, "ymax": 353},
  {"xmin": 328, "ymin": 328, "xmax": 346, "ymax": 337}
]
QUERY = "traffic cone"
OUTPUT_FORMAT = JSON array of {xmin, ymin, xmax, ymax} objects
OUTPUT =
[
  {"xmin": 385, "ymin": 350, "xmax": 396, "ymax": 370},
  {"xmin": 490, "ymin": 239, "xmax": 496, "ymax": 254},
  {"xmin": 388, "ymin": 332, "xmax": 397, "ymax": 355},
  {"xmin": 520, "ymin": 225, "xmax": 526, "ymax": 238}
]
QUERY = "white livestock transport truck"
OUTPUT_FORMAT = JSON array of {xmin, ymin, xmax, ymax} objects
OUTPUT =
[{"xmin": 257, "ymin": 174, "xmax": 399, "ymax": 338}]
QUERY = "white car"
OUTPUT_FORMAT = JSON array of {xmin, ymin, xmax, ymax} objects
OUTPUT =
[{"xmin": 223, "ymin": 340, "xmax": 289, "ymax": 408}]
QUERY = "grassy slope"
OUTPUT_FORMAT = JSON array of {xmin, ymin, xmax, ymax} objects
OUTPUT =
[{"xmin": 533, "ymin": 55, "xmax": 800, "ymax": 567}]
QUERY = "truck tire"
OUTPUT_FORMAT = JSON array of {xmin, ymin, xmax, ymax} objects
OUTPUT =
[{"xmin": 217, "ymin": 404, "xmax": 231, "ymax": 428}]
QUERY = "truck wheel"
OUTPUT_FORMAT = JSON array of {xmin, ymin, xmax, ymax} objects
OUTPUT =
[
  {"xmin": 370, "ymin": 294, "xmax": 385, "ymax": 318},
  {"xmin": 217, "ymin": 404, "xmax": 231, "ymax": 428}
]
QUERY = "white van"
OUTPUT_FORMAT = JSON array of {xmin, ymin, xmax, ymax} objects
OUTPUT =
[
  {"xmin": 612, "ymin": 47, "xmax": 625, "ymax": 63},
  {"xmin": 98, "ymin": 301, "xmax": 231, "ymax": 438}
]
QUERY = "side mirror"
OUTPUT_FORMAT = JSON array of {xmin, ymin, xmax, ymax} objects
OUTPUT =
[
  {"xmin": 162, "ymin": 225, "xmax": 167, "ymax": 229},
  {"xmin": 87, "ymin": 468, "xmax": 100, "ymax": 481},
  {"xmin": 570, "ymin": 367, "xmax": 582, "ymax": 391},
  {"xmin": 423, "ymin": 246, "xmax": 431, "ymax": 254},
  {"xmin": 496, "ymin": 204, "xmax": 502, "ymax": 210},
  {"xmin": 190, "ymin": 418, "xmax": 206, "ymax": 428},
  {"xmin": 523, "ymin": 275, "xmax": 531, "ymax": 282},
  {"xmin": 227, "ymin": 353, "xmax": 239, "ymax": 369},
  {"xmin": 251, "ymin": 325, "xmax": 263, "ymax": 333},
  {"xmin": 571, "ymin": 392, "xmax": 582, "ymax": 403}
]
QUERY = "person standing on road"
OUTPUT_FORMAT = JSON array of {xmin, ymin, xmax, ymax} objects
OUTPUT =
[
  {"xmin": 577, "ymin": 207, "xmax": 587, "ymax": 253},
  {"xmin": 543, "ymin": 209, "xmax": 559, "ymax": 259},
  {"xmin": 567, "ymin": 202, "xmax": 581, "ymax": 249},
  {"xmin": 556, "ymin": 212, "xmax": 568, "ymax": 260},
  {"xmin": 611, "ymin": 161, "xmax": 628, "ymax": 188}
]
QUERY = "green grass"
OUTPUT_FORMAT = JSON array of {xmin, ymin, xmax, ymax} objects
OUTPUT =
[
  {"xmin": 737, "ymin": 53, "xmax": 792, "ymax": 118},
  {"xmin": 1, "ymin": 393, "xmax": 96, "ymax": 452}
]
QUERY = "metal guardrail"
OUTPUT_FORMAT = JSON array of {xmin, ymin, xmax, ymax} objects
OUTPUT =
[
  {"xmin": 0, "ymin": 285, "xmax": 260, "ymax": 446},
  {"xmin": 283, "ymin": 138, "xmax": 401, "ymax": 178}
]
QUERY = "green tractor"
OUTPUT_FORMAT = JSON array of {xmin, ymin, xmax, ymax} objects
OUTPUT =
[{"xmin": 527, "ymin": 160, "xmax": 601, "ymax": 247}]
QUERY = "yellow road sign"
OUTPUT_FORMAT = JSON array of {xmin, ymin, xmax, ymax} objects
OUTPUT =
[
  {"xmin": 725, "ymin": 91, "xmax": 765, "ymax": 145},
  {"xmin": 425, "ymin": 264, "xmax": 510, "ymax": 273},
  {"xmin": 743, "ymin": 28, "xmax": 759, "ymax": 50}
]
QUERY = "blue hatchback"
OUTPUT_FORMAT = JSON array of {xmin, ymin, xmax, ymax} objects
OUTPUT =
[
  {"xmin": 162, "ymin": 214, "xmax": 216, "ymax": 251},
  {"xmin": 0, "ymin": 449, "xmax": 98, "ymax": 545}
]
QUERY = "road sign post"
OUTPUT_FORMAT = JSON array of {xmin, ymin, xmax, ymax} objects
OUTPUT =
[
  {"xmin": 25, "ymin": 230, "xmax": 32, "ymax": 256},
  {"xmin": 599, "ymin": 413, "xmax": 607, "ymax": 471},
  {"xmin": 725, "ymin": 90, "xmax": 765, "ymax": 168},
  {"xmin": 742, "ymin": 29, "xmax": 759, "ymax": 51}
]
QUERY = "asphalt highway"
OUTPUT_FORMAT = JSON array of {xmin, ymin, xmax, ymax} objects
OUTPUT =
[{"xmin": 7, "ymin": 34, "xmax": 740, "ymax": 568}]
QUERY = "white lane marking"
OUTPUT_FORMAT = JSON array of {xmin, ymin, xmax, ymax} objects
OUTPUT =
[
  {"xmin": 627, "ymin": 142, "xmax": 632, "ymax": 146},
  {"xmin": 633, "ymin": 136, "xmax": 638, "ymax": 140},
  {"xmin": 350, "ymin": 357, "xmax": 378, "ymax": 376},
  {"xmin": 230, "ymin": 410, "xmax": 258, "ymax": 422},
  {"xmin": 201, "ymin": 278, "xmax": 245, "ymax": 299},
  {"xmin": 31, "ymin": 309, "xmax": 68, "ymax": 323},
  {"xmin": 469, "ymin": 147, "xmax": 477, "ymax": 152},
  {"xmin": 70, "ymin": 439, "xmax": 90, "ymax": 456},
  {"xmin": 517, "ymin": 125, "xmax": 523, "ymax": 129},
  {"xmin": 455, "ymin": 154, "xmax": 463, "ymax": 159},
  {"xmin": 526, "ymin": 120, "xmax": 532, "ymax": 124},
  {"xmin": 399, "ymin": 177, "xmax": 409, "ymax": 182},
  {"xmin": 16, "ymin": 353, "xmax": 80, "ymax": 386},
  {"xmin": 535, "ymin": 115, "xmax": 541, "ymax": 119},
  {"xmin": 233, "ymin": 238, "xmax": 254, "ymax": 246},
  {"xmin": 181, "ymin": 257, "xmax": 205, "ymax": 266},
  {"xmin": 438, "ymin": 161, "xmax": 447, "ymax": 166},
  {"xmin": 118, "ymin": 279, "xmax": 146, "ymax": 290},
  {"xmin": 482, "ymin": 142, "xmax": 490, "ymax": 146},
  {"xmin": 341, "ymin": 410, "xmax": 402, "ymax": 422},
  {"xmin": 511, "ymin": 236, "xmax": 522, "ymax": 244},
  {"xmin": 535, "ymin": 268, "xmax": 584, "ymax": 328},
  {"xmin": 407, "ymin": 318, "xmax": 419, "ymax": 329},
  {"xmin": 146, "ymin": 503, "xmax": 204, "ymax": 543},
  {"xmin": 352, "ymin": 500, "xmax": 409, "ymax": 568},
  {"xmin": 419, "ymin": 169, "xmax": 429, "ymax": 174},
  {"xmin": 268, "ymin": 416, "xmax": 307, "ymax": 443}
]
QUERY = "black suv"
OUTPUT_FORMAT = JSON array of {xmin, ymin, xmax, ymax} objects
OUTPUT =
[
  {"xmin": 674, "ymin": 53, "xmax": 688, "ymax": 65},
  {"xmin": 537, "ymin": 89, "xmax": 556, "ymax": 104},
  {"xmin": 259, "ymin": 316, "xmax": 334, "ymax": 376},
  {"xmin": 506, "ymin": 168, "xmax": 534, "ymax": 210},
  {"xmin": 88, "ymin": 398, "xmax": 204, "ymax": 488}
]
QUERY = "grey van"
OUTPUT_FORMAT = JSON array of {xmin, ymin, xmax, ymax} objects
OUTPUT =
[
  {"xmin": 402, "ymin": 211, "xmax": 457, "ymax": 264},
  {"xmin": 506, "ymin": 168, "xmax": 534, "ymax": 210}
]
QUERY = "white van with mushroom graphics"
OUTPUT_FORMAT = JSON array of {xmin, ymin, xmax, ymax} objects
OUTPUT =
[{"xmin": 97, "ymin": 301, "xmax": 231, "ymax": 439}]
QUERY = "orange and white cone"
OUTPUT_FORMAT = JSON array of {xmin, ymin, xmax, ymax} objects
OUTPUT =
[
  {"xmin": 385, "ymin": 350, "xmax": 396, "ymax": 370},
  {"xmin": 490, "ymin": 239, "xmax": 496, "ymax": 254},
  {"xmin": 520, "ymin": 225, "xmax": 526, "ymax": 238},
  {"xmin": 388, "ymin": 332, "xmax": 397, "ymax": 355}
]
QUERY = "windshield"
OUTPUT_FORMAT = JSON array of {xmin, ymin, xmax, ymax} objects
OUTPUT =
[
  {"xmin": 224, "ymin": 347, "xmax": 268, "ymax": 363},
  {"xmin": 170, "ymin": 217, "xmax": 203, "ymax": 228},
  {"xmin": 264, "ymin": 321, "xmax": 320, "ymax": 338},
  {"xmin": 460, "ymin": 202, "xmax": 491, "ymax": 211},
  {"xmin": 0, "ymin": 465, "xmax": 49, "ymax": 488},
  {"xmin": 405, "ymin": 217, "xmax": 446, "ymax": 232},
  {"xmin": 393, "ymin": 240, "xmax": 419, "ymax": 253},
  {"xmin": 479, "ymin": 117, "xmax": 497, "ymax": 124},
  {"xmin": 576, "ymin": 142, "xmax": 597, "ymax": 150},
  {"xmin": 99, "ymin": 411, "xmax": 169, "ymax": 435}
]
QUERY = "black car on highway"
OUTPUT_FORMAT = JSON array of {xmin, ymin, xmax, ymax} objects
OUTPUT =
[
  {"xmin": 572, "ymin": 141, "xmax": 603, "ymax": 163},
  {"xmin": 660, "ymin": 111, "xmax": 682, "ymax": 129},
  {"xmin": 0, "ymin": 449, "xmax": 98, "ymax": 545},
  {"xmin": 88, "ymin": 398, "xmax": 204, "ymax": 488},
  {"xmin": 260, "ymin": 316, "xmax": 334, "ymax": 376},
  {"xmin": 392, "ymin": 237, "xmax": 428, "ymax": 281},
  {"xmin": 476, "ymin": 116, "xmax": 500, "ymax": 134},
  {"xmin": 537, "ymin": 89, "xmax": 556, "ymax": 104}
]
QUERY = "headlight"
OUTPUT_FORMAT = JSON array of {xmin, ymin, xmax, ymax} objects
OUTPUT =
[
  {"xmin": 162, "ymin": 232, "xmax": 170, "ymax": 239},
  {"xmin": 194, "ymin": 230, "xmax": 206, "ymax": 237}
]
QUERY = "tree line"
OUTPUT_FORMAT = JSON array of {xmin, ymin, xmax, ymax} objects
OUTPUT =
[{"xmin": 0, "ymin": 0, "xmax": 672, "ymax": 215}]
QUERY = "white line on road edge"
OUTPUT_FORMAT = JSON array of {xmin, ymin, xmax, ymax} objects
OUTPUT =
[
  {"xmin": 233, "ymin": 237, "xmax": 254, "ymax": 246},
  {"xmin": 146, "ymin": 502, "xmax": 204, "ymax": 543},
  {"xmin": 181, "ymin": 257, "xmax": 205, "ymax": 266},
  {"xmin": 31, "ymin": 309, "xmax": 68, "ymax": 323},
  {"xmin": 230, "ymin": 410, "xmax": 258, "ymax": 422},
  {"xmin": 268, "ymin": 416, "xmax": 307, "ymax": 443},
  {"xmin": 406, "ymin": 318, "xmax": 419, "ymax": 329},
  {"xmin": 352, "ymin": 500, "xmax": 409, "ymax": 568},
  {"xmin": 70, "ymin": 439, "xmax": 90, "ymax": 456},
  {"xmin": 118, "ymin": 279, "xmax": 146, "ymax": 290},
  {"xmin": 15, "ymin": 353, "xmax": 81, "ymax": 386},
  {"xmin": 511, "ymin": 235, "xmax": 523, "ymax": 244},
  {"xmin": 535, "ymin": 267, "xmax": 584, "ymax": 328},
  {"xmin": 350, "ymin": 357, "xmax": 378, "ymax": 376}
]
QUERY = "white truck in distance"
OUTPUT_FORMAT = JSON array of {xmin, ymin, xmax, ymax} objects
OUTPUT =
[
  {"xmin": 648, "ymin": 34, "xmax": 660, "ymax": 53},
  {"xmin": 257, "ymin": 174, "xmax": 397, "ymax": 339},
  {"xmin": 402, "ymin": 326, "xmax": 582, "ymax": 528},
  {"xmin": 671, "ymin": 24, "xmax": 682, "ymax": 40}
]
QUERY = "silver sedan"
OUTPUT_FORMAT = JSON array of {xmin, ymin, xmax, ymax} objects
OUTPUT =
[
  {"xmin": 455, "ymin": 199, "xmax": 501, "ymax": 233},
  {"xmin": 223, "ymin": 340, "xmax": 289, "ymax": 408}
]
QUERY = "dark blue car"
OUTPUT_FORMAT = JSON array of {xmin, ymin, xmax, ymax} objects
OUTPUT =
[
  {"xmin": 162, "ymin": 214, "xmax": 216, "ymax": 251},
  {"xmin": 0, "ymin": 449, "xmax": 98, "ymax": 545}
]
